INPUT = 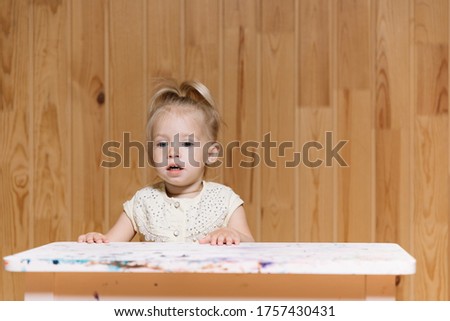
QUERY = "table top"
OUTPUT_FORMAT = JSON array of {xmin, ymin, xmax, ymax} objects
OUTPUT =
[{"xmin": 3, "ymin": 242, "xmax": 416, "ymax": 275}]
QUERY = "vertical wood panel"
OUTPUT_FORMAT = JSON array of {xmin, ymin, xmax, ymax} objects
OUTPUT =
[
  {"xmin": 337, "ymin": 1, "xmax": 370, "ymax": 90},
  {"xmin": 33, "ymin": 0, "xmax": 71, "ymax": 245},
  {"xmin": 260, "ymin": 0, "xmax": 296, "ymax": 241},
  {"xmin": 71, "ymin": 0, "xmax": 107, "ymax": 240},
  {"xmin": 298, "ymin": 0, "xmax": 333, "ymax": 242},
  {"xmin": 0, "ymin": 0, "xmax": 31, "ymax": 300},
  {"xmin": 414, "ymin": 118, "xmax": 449, "ymax": 299},
  {"xmin": 184, "ymin": 0, "xmax": 221, "ymax": 181},
  {"xmin": 184, "ymin": 0, "xmax": 220, "ymax": 93},
  {"xmin": 448, "ymin": 0, "xmax": 450, "ymax": 300},
  {"xmin": 222, "ymin": 0, "xmax": 260, "ymax": 239},
  {"xmin": 336, "ymin": 0, "xmax": 373, "ymax": 242},
  {"xmin": 298, "ymin": 110, "xmax": 333, "ymax": 241},
  {"xmin": 416, "ymin": 44, "xmax": 448, "ymax": 115},
  {"xmin": 414, "ymin": 0, "xmax": 449, "ymax": 300},
  {"xmin": 415, "ymin": 0, "xmax": 448, "ymax": 44},
  {"xmin": 147, "ymin": 0, "xmax": 182, "ymax": 81},
  {"xmin": 108, "ymin": 0, "xmax": 147, "ymax": 225},
  {"xmin": 299, "ymin": 0, "xmax": 330, "ymax": 108},
  {"xmin": 374, "ymin": 0, "xmax": 412, "ymax": 300}
]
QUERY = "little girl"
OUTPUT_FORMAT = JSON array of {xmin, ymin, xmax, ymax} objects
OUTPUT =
[{"xmin": 78, "ymin": 80, "xmax": 254, "ymax": 245}]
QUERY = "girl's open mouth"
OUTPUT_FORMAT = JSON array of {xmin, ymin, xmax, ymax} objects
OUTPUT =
[{"xmin": 167, "ymin": 164, "xmax": 184, "ymax": 171}]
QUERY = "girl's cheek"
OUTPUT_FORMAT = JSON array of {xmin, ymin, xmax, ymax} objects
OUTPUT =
[{"xmin": 152, "ymin": 151, "xmax": 164, "ymax": 165}]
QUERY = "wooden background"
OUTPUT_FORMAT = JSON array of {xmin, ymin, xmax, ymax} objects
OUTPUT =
[{"xmin": 1, "ymin": 0, "xmax": 449, "ymax": 300}]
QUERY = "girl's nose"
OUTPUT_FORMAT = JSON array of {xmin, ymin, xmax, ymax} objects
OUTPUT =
[{"xmin": 168, "ymin": 145, "xmax": 179, "ymax": 158}]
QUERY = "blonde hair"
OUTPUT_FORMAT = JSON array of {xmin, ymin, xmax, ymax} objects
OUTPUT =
[{"xmin": 146, "ymin": 79, "xmax": 221, "ymax": 142}]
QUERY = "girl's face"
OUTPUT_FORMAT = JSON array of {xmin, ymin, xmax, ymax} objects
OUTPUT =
[{"xmin": 151, "ymin": 109, "xmax": 215, "ymax": 193}]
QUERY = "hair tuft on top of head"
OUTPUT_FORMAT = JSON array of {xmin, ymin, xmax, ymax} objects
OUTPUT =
[
  {"xmin": 146, "ymin": 79, "xmax": 221, "ymax": 142},
  {"xmin": 148, "ymin": 79, "xmax": 216, "ymax": 115},
  {"xmin": 179, "ymin": 80, "xmax": 216, "ymax": 108}
]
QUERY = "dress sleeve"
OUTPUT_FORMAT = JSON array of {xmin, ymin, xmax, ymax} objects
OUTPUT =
[
  {"xmin": 123, "ymin": 195, "xmax": 138, "ymax": 232},
  {"xmin": 223, "ymin": 189, "xmax": 244, "ymax": 226}
]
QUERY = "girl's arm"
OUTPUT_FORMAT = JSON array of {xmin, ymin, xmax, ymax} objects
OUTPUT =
[
  {"xmin": 77, "ymin": 211, "xmax": 136, "ymax": 243},
  {"xmin": 199, "ymin": 206, "xmax": 255, "ymax": 245},
  {"xmin": 227, "ymin": 206, "xmax": 254, "ymax": 242}
]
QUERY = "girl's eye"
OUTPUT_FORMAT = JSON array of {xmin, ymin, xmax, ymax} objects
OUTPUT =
[
  {"xmin": 156, "ymin": 142, "xmax": 168, "ymax": 148},
  {"xmin": 181, "ymin": 142, "xmax": 194, "ymax": 147}
]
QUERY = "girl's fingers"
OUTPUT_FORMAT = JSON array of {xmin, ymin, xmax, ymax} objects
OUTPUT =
[
  {"xmin": 198, "ymin": 235, "xmax": 211, "ymax": 244},
  {"xmin": 217, "ymin": 234, "xmax": 225, "ymax": 245},
  {"xmin": 199, "ymin": 229, "xmax": 241, "ymax": 246},
  {"xmin": 78, "ymin": 233, "xmax": 108, "ymax": 243}
]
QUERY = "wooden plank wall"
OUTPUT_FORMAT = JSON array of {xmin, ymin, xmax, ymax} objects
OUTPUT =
[{"xmin": 0, "ymin": 0, "xmax": 449, "ymax": 300}]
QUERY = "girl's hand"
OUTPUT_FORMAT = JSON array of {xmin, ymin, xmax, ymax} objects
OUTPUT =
[
  {"xmin": 199, "ymin": 227, "xmax": 241, "ymax": 245},
  {"xmin": 77, "ymin": 212, "xmax": 136, "ymax": 243},
  {"xmin": 77, "ymin": 232, "xmax": 110, "ymax": 243}
]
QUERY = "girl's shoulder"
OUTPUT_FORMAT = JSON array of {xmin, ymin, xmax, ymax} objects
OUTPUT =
[
  {"xmin": 203, "ymin": 181, "xmax": 237, "ymax": 196},
  {"xmin": 203, "ymin": 180, "xmax": 229, "ymax": 189},
  {"xmin": 132, "ymin": 181, "xmax": 166, "ymax": 199}
]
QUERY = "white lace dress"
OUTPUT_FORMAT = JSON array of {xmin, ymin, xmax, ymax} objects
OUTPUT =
[{"xmin": 123, "ymin": 181, "xmax": 243, "ymax": 242}]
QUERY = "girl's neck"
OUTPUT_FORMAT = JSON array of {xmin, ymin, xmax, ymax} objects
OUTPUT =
[{"xmin": 165, "ymin": 181, "xmax": 203, "ymax": 198}]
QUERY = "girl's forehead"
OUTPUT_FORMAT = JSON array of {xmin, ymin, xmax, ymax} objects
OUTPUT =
[
  {"xmin": 158, "ymin": 104, "xmax": 204, "ymax": 120},
  {"xmin": 156, "ymin": 110, "xmax": 202, "ymax": 126},
  {"xmin": 152, "ymin": 108, "xmax": 206, "ymax": 137}
]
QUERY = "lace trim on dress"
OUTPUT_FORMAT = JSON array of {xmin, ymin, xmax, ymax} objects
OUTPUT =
[{"xmin": 132, "ymin": 183, "xmax": 230, "ymax": 242}]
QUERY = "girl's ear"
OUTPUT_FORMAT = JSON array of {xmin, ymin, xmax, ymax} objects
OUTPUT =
[{"xmin": 205, "ymin": 142, "xmax": 220, "ymax": 165}]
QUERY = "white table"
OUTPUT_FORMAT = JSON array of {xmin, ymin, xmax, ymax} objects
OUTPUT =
[{"xmin": 3, "ymin": 242, "xmax": 415, "ymax": 300}]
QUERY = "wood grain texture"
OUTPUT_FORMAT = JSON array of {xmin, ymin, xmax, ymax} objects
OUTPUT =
[
  {"xmin": 0, "ymin": 0, "xmax": 31, "ymax": 300},
  {"xmin": 336, "ymin": 90, "xmax": 373, "ymax": 242},
  {"xmin": 184, "ymin": 0, "xmax": 220, "ymax": 93},
  {"xmin": 107, "ymin": 0, "xmax": 147, "ymax": 225},
  {"xmin": 374, "ymin": 0, "xmax": 412, "ymax": 299},
  {"xmin": 416, "ymin": 44, "xmax": 448, "ymax": 115},
  {"xmin": 260, "ymin": 0, "xmax": 296, "ymax": 241},
  {"xmin": 71, "ymin": 0, "xmax": 107, "ymax": 240},
  {"xmin": 222, "ymin": 0, "xmax": 260, "ymax": 239},
  {"xmin": 147, "ymin": 0, "xmax": 182, "ymax": 81},
  {"xmin": 297, "ymin": 0, "xmax": 333, "ymax": 242},
  {"xmin": 298, "ymin": 109, "xmax": 334, "ymax": 242},
  {"xmin": 414, "ymin": 117, "xmax": 449, "ymax": 299},
  {"xmin": 415, "ymin": 0, "xmax": 448, "ymax": 44},
  {"xmin": 298, "ymin": 0, "xmax": 330, "ymax": 108},
  {"xmin": 2, "ymin": 0, "xmax": 450, "ymax": 301},
  {"xmin": 336, "ymin": 0, "xmax": 370, "ymax": 89},
  {"xmin": 413, "ymin": 0, "xmax": 449, "ymax": 300},
  {"xmin": 32, "ymin": 0, "xmax": 71, "ymax": 245},
  {"xmin": 336, "ymin": 0, "xmax": 373, "ymax": 242}
]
